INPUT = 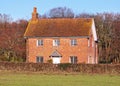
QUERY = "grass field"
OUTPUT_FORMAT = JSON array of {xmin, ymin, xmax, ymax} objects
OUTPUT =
[{"xmin": 0, "ymin": 71, "xmax": 120, "ymax": 86}]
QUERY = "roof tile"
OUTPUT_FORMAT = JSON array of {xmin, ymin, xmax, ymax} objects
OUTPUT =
[{"xmin": 24, "ymin": 18, "xmax": 92, "ymax": 37}]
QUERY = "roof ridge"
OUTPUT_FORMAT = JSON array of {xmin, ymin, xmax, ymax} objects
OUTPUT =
[{"xmin": 38, "ymin": 18, "xmax": 93, "ymax": 20}]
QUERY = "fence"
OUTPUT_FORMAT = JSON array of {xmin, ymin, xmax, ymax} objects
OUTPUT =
[{"xmin": 0, "ymin": 62, "xmax": 119, "ymax": 74}]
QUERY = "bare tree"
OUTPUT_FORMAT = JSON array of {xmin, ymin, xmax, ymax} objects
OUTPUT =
[
  {"xmin": 0, "ymin": 15, "xmax": 28, "ymax": 62},
  {"xmin": 111, "ymin": 21, "xmax": 120, "ymax": 63},
  {"xmin": 47, "ymin": 7, "xmax": 74, "ymax": 18},
  {"xmin": 76, "ymin": 13, "xmax": 94, "ymax": 18}
]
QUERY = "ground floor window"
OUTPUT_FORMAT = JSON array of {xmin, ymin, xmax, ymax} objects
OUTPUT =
[
  {"xmin": 36, "ymin": 56, "xmax": 43, "ymax": 63},
  {"xmin": 70, "ymin": 56, "xmax": 77, "ymax": 64}
]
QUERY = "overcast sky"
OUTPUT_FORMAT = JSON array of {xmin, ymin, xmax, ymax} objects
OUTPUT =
[{"xmin": 0, "ymin": 0, "xmax": 120, "ymax": 21}]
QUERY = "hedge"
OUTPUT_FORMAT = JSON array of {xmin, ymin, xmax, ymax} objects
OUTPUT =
[{"xmin": 0, "ymin": 62, "xmax": 119, "ymax": 74}]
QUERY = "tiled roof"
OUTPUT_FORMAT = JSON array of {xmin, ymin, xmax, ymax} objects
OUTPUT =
[{"xmin": 24, "ymin": 18, "xmax": 92, "ymax": 37}]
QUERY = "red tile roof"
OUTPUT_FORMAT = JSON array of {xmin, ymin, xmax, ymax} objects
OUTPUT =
[{"xmin": 24, "ymin": 18, "xmax": 92, "ymax": 37}]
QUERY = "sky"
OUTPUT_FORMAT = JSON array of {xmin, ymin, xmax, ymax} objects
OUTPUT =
[{"xmin": 0, "ymin": 0, "xmax": 120, "ymax": 21}]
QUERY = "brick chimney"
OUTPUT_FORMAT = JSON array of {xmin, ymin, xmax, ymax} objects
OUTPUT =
[{"xmin": 32, "ymin": 7, "xmax": 38, "ymax": 20}]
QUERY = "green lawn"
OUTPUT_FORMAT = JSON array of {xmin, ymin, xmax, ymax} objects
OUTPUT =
[{"xmin": 0, "ymin": 71, "xmax": 120, "ymax": 86}]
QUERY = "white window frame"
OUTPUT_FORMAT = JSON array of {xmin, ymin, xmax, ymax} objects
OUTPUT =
[
  {"xmin": 71, "ymin": 39, "xmax": 77, "ymax": 46},
  {"xmin": 37, "ymin": 39, "xmax": 43, "ymax": 46},
  {"xmin": 70, "ymin": 56, "xmax": 77, "ymax": 64},
  {"xmin": 53, "ymin": 39, "xmax": 60, "ymax": 46},
  {"xmin": 36, "ymin": 56, "xmax": 43, "ymax": 63}
]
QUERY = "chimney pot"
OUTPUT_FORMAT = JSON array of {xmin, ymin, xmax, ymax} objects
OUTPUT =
[
  {"xmin": 33, "ymin": 7, "xmax": 37, "ymax": 13},
  {"xmin": 32, "ymin": 7, "xmax": 38, "ymax": 20}
]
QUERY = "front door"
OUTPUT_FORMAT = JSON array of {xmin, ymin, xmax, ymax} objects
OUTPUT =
[
  {"xmin": 52, "ymin": 57, "xmax": 61, "ymax": 64},
  {"xmin": 50, "ymin": 50, "xmax": 62, "ymax": 64}
]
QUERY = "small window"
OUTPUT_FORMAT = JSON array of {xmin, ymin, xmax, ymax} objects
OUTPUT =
[
  {"xmin": 36, "ymin": 56, "xmax": 43, "ymax": 63},
  {"xmin": 70, "ymin": 56, "xmax": 77, "ymax": 64},
  {"xmin": 37, "ymin": 39, "xmax": 43, "ymax": 46},
  {"xmin": 53, "ymin": 39, "xmax": 60, "ymax": 46},
  {"xmin": 71, "ymin": 39, "xmax": 77, "ymax": 46}
]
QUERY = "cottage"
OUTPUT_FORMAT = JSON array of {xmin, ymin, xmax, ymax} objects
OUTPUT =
[{"xmin": 24, "ymin": 7, "xmax": 98, "ymax": 64}]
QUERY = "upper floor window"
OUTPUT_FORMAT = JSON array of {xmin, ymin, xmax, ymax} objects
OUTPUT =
[
  {"xmin": 70, "ymin": 56, "xmax": 77, "ymax": 64},
  {"xmin": 53, "ymin": 39, "xmax": 60, "ymax": 46},
  {"xmin": 71, "ymin": 39, "xmax": 77, "ymax": 46},
  {"xmin": 36, "ymin": 56, "xmax": 43, "ymax": 63},
  {"xmin": 37, "ymin": 39, "xmax": 43, "ymax": 46}
]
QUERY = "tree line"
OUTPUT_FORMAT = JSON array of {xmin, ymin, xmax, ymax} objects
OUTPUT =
[
  {"xmin": 0, "ymin": 14, "xmax": 27, "ymax": 62},
  {"xmin": 0, "ymin": 7, "xmax": 120, "ymax": 63}
]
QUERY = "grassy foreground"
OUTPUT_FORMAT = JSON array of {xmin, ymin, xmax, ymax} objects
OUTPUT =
[{"xmin": 0, "ymin": 71, "xmax": 120, "ymax": 86}]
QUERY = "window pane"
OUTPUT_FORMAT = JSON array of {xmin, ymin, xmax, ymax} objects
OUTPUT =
[
  {"xmin": 37, "ymin": 40, "xmax": 43, "ymax": 46},
  {"xmin": 71, "ymin": 39, "xmax": 77, "ymax": 46},
  {"xmin": 70, "ymin": 56, "xmax": 77, "ymax": 64},
  {"xmin": 74, "ymin": 57, "xmax": 77, "ymax": 63},
  {"xmin": 56, "ymin": 40, "xmax": 60, "ymax": 46},
  {"xmin": 53, "ymin": 39, "xmax": 60, "ymax": 46},
  {"xmin": 36, "ymin": 57, "xmax": 39, "ymax": 62},
  {"xmin": 40, "ymin": 57, "xmax": 43, "ymax": 62},
  {"xmin": 36, "ymin": 56, "xmax": 43, "ymax": 63}
]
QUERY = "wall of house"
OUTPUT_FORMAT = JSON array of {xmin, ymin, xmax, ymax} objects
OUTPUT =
[
  {"xmin": 88, "ymin": 34, "xmax": 98, "ymax": 64},
  {"xmin": 26, "ymin": 37, "xmax": 91, "ymax": 63}
]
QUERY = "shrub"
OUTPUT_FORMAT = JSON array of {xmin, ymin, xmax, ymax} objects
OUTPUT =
[
  {"xmin": 47, "ymin": 59, "xmax": 53, "ymax": 63},
  {"xmin": 58, "ymin": 63, "xmax": 71, "ymax": 70}
]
